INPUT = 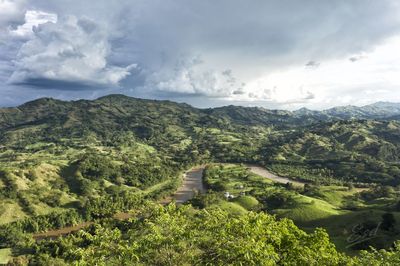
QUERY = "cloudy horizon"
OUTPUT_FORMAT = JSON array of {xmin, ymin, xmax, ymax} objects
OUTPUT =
[{"xmin": 1, "ymin": 0, "xmax": 400, "ymax": 110}]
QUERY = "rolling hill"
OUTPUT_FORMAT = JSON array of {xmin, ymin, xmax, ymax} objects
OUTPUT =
[
  {"xmin": 1, "ymin": 95, "xmax": 400, "ymax": 225},
  {"xmin": 2, "ymin": 95, "xmax": 400, "ymax": 264}
]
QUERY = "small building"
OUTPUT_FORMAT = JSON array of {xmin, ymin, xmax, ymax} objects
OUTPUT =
[{"xmin": 224, "ymin": 192, "xmax": 235, "ymax": 199}]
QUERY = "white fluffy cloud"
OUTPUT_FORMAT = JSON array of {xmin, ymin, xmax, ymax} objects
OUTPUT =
[
  {"xmin": 0, "ymin": 0, "xmax": 26, "ymax": 28},
  {"xmin": 147, "ymin": 57, "xmax": 240, "ymax": 97},
  {"xmin": 8, "ymin": 15, "xmax": 135, "ymax": 87}
]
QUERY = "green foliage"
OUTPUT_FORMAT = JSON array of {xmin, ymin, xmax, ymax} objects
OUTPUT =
[
  {"xmin": 188, "ymin": 191, "xmax": 223, "ymax": 208},
  {"xmin": 356, "ymin": 241, "xmax": 400, "ymax": 265},
  {"xmin": 0, "ymin": 169, "xmax": 18, "ymax": 199},
  {"xmin": 31, "ymin": 204, "xmax": 347, "ymax": 265},
  {"xmin": 77, "ymin": 153, "xmax": 119, "ymax": 181},
  {"xmin": 381, "ymin": 212, "xmax": 396, "ymax": 231},
  {"xmin": 81, "ymin": 193, "xmax": 142, "ymax": 219},
  {"xmin": 233, "ymin": 195, "xmax": 260, "ymax": 210}
]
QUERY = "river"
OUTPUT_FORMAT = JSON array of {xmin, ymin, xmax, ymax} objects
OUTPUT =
[
  {"xmin": 34, "ymin": 166, "xmax": 206, "ymax": 240},
  {"xmin": 33, "ymin": 164, "xmax": 299, "ymax": 240},
  {"xmin": 173, "ymin": 166, "xmax": 206, "ymax": 203},
  {"xmin": 161, "ymin": 166, "xmax": 206, "ymax": 204},
  {"xmin": 246, "ymin": 164, "xmax": 306, "ymax": 187}
]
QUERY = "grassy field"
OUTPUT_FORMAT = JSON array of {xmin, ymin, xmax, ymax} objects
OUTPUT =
[
  {"xmin": 272, "ymin": 193, "xmax": 344, "ymax": 223},
  {"xmin": 0, "ymin": 201, "xmax": 26, "ymax": 225},
  {"xmin": 212, "ymin": 201, "xmax": 248, "ymax": 216},
  {"xmin": 0, "ymin": 138, "xmax": 178, "ymax": 224},
  {"xmin": 233, "ymin": 195, "xmax": 260, "ymax": 210},
  {"xmin": 0, "ymin": 248, "xmax": 11, "ymax": 264}
]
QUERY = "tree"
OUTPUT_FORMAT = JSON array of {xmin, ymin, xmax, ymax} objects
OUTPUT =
[{"xmin": 382, "ymin": 212, "xmax": 396, "ymax": 231}]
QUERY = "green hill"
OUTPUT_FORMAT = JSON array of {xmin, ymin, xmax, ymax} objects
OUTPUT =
[
  {"xmin": 2, "ymin": 96, "xmax": 400, "ymax": 264},
  {"xmin": 261, "ymin": 120, "xmax": 400, "ymax": 184},
  {"xmin": 2, "ymin": 95, "xmax": 400, "ymax": 224}
]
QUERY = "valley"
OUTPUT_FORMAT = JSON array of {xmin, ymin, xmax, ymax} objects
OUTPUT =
[
  {"xmin": 29, "ymin": 164, "xmax": 299, "ymax": 241},
  {"xmin": 32, "ymin": 166, "xmax": 206, "ymax": 241},
  {"xmin": 1, "ymin": 95, "xmax": 400, "ymax": 264}
]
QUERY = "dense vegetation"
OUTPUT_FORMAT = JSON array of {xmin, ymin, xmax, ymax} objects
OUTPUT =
[
  {"xmin": 4, "ymin": 202, "xmax": 400, "ymax": 265},
  {"xmin": 1, "ymin": 95, "xmax": 400, "ymax": 264},
  {"xmin": 24, "ymin": 204, "xmax": 350, "ymax": 265}
]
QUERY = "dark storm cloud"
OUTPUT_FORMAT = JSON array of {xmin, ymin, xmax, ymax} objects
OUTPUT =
[
  {"xmin": 349, "ymin": 55, "xmax": 367, "ymax": 62},
  {"xmin": 305, "ymin": 61, "xmax": 320, "ymax": 68},
  {"xmin": 18, "ymin": 0, "xmax": 400, "ymax": 67},
  {"xmin": 1, "ymin": 0, "xmax": 400, "ymax": 107},
  {"xmin": 12, "ymin": 78, "xmax": 101, "ymax": 90}
]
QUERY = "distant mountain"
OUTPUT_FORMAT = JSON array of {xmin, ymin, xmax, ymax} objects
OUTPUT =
[
  {"xmin": 205, "ymin": 105, "xmax": 305, "ymax": 127},
  {"xmin": 321, "ymin": 102, "xmax": 400, "ymax": 119},
  {"xmin": 207, "ymin": 101, "xmax": 400, "ymax": 126},
  {"xmin": 0, "ymin": 94, "xmax": 211, "ymax": 146},
  {"xmin": 2, "ymin": 96, "xmax": 400, "ymax": 136}
]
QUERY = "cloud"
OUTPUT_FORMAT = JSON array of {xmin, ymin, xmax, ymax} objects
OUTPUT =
[
  {"xmin": 146, "ymin": 56, "xmax": 241, "ymax": 97},
  {"xmin": 0, "ymin": 0, "xmax": 27, "ymax": 29},
  {"xmin": 242, "ymin": 36, "xmax": 400, "ymax": 109},
  {"xmin": 305, "ymin": 61, "xmax": 320, "ymax": 68},
  {"xmin": 242, "ymin": 81, "xmax": 316, "ymax": 104},
  {"xmin": 303, "ymin": 90, "xmax": 315, "ymax": 100},
  {"xmin": 8, "ymin": 15, "xmax": 135, "ymax": 88},
  {"xmin": 349, "ymin": 54, "xmax": 367, "ymax": 62},
  {"xmin": 1, "ymin": 0, "xmax": 400, "ymax": 107},
  {"xmin": 114, "ymin": 0, "xmax": 400, "ymax": 105},
  {"xmin": 10, "ymin": 10, "xmax": 57, "ymax": 38}
]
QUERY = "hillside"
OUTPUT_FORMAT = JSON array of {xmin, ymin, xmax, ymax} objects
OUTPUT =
[
  {"xmin": 2, "ymin": 95, "xmax": 400, "ymax": 264},
  {"xmin": 2, "ymin": 96, "xmax": 400, "ymax": 138},
  {"xmin": 1, "ymin": 96, "xmax": 400, "ymax": 223},
  {"xmin": 0, "ymin": 95, "xmax": 269, "ymax": 225},
  {"xmin": 261, "ymin": 120, "xmax": 400, "ymax": 185}
]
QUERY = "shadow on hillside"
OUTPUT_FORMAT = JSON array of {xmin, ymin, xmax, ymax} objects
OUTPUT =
[
  {"xmin": 297, "ymin": 209, "xmax": 400, "ymax": 252},
  {"xmin": 59, "ymin": 163, "xmax": 81, "ymax": 195}
]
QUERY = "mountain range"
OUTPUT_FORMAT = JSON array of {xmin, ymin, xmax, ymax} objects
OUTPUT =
[{"xmin": 2, "ymin": 95, "xmax": 400, "ymax": 132}]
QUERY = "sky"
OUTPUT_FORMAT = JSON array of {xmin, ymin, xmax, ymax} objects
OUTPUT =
[{"xmin": 1, "ymin": 0, "xmax": 400, "ymax": 110}]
